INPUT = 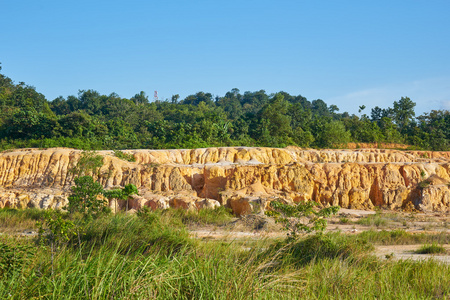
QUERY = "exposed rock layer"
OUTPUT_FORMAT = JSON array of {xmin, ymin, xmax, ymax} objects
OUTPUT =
[{"xmin": 0, "ymin": 147, "xmax": 449, "ymax": 214}]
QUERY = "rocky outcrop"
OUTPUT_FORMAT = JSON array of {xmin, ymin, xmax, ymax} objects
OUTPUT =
[{"xmin": 0, "ymin": 147, "xmax": 449, "ymax": 214}]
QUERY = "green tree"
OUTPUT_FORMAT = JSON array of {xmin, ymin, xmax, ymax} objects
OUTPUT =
[
  {"xmin": 392, "ymin": 97, "xmax": 416, "ymax": 132},
  {"xmin": 104, "ymin": 183, "xmax": 139, "ymax": 212},
  {"xmin": 130, "ymin": 91, "xmax": 149, "ymax": 105},
  {"xmin": 67, "ymin": 176, "xmax": 107, "ymax": 217},
  {"xmin": 266, "ymin": 200, "xmax": 339, "ymax": 241},
  {"xmin": 258, "ymin": 93, "xmax": 293, "ymax": 146},
  {"xmin": 312, "ymin": 119, "xmax": 351, "ymax": 148},
  {"xmin": 171, "ymin": 94, "xmax": 180, "ymax": 104}
]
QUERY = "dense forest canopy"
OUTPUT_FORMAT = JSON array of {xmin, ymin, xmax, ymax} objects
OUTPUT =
[{"xmin": 0, "ymin": 64, "xmax": 449, "ymax": 151}]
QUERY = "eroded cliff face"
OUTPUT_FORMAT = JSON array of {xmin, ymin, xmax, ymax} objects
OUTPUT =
[{"xmin": 0, "ymin": 147, "xmax": 449, "ymax": 214}]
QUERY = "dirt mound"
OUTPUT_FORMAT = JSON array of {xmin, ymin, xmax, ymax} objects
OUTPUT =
[{"xmin": 228, "ymin": 214, "xmax": 280, "ymax": 232}]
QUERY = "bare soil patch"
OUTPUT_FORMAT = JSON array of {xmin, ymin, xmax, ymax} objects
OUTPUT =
[
  {"xmin": 189, "ymin": 209, "xmax": 450, "ymax": 263},
  {"xmin": 375, "ymin": 244, "xmax": 450, "ymax": 264}
]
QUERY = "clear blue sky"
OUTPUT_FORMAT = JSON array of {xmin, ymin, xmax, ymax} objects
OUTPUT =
[{"xmin": 1, "ymin": 0, "xmax": 449, "ymax": 115}]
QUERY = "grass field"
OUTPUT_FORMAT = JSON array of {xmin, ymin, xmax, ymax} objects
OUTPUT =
[{"xmin": 0, "ymin": 207, "xmax": 449, "ymax": 299}]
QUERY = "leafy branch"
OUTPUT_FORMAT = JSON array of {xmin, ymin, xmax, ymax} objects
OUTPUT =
[{"xmin": 265, "ymin": 200, "xmax": 339, "ymax": 241}]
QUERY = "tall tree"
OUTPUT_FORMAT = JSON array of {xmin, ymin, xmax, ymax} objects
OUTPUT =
[{"xmin": 392, "ymin": 97, "xmax": 416, "ymax": 132}]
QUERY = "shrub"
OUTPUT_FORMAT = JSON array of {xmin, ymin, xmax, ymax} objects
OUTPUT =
[
  {"xmin": 113, "ymin": 150, "xmax": 136, "ymax": 162},
  {"xmin": 66, "ymin": 175, "xmax": 108, "ymax": 217},
  {"xmin": 418, "ymin": 179, "xmax": 431, "ymax": 189},
  {"xmin": 415, "ymin": 243, "xmax": 447, "ymax": 254},
  {"xmin": 265, "ymin": 200, "xmax": 339, "ymax": 240},
  {"xmin": 263, "ymin": 232, "xmax": 374, "ymax": 268},
  {"xmin": 69, "ymin": 150, "xmax": 104, "ymax": 177}
]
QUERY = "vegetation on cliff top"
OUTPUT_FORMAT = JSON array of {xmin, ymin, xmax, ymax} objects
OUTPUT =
[{"xmin": 1, "ymin": 64, "xmax": 449, "ymax": 151}]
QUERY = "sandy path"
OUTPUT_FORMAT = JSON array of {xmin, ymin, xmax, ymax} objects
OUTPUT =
[{"xmin": 375, "ymin": 244, "xmax": 450, "ymax": 264}]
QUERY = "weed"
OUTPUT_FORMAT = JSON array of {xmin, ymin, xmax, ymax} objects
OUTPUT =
[
  {"xmin": 161, "ymin": 206, "xmax": 234, "ymax": 227},
  {"xmin": 420, "ymin": 169, "xmax": 427, "ymax": 178},
  {"xmin": 356, "ymin": 212, "xmax": 388, "ymax": 228},
  {"xmin": 421, "ymin": 153, "xmax": 429, "ymax": 159},
  {"xmin": 0, "ymin": 208, "xmax": 49, "ymax": 232},
  {"xmin": 418, "ymin": 179, "xmax": 431, "ymax": 189},
  {"xmin": 356, "ymin": 229, "xmax": 450, "ymax": 245},
  {"xmin": 339, "ymin": 217, "xmax": 350, "ymax": 224},
  {"xmin": 148, "ymin": 162, "xmax": 160, "ymax": 168},
  {"xmin": 69, "ymin": 150, "xmax": 104, "ymax": 178}
]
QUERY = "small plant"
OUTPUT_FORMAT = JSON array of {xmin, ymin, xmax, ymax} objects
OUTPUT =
[
  {"xmin": 70, "ymin": 150, "xmax": 104, "ymax": 178},
  {"xmin": 356, "ymin": 211, "xmax": 388, "ymax": 228},
  {"xmin": 265, "ymin": 200, "xmax": 339, "ymax": 241},
  {"xmin": 420, "ymin": 169, "xmax": 427, "ymax": 178},
  {"xmin": 415, "ymin": 243, "xmax": 447, "ymax": 254},
  {"xmin": 148, "ymin": 162, "xmax": 160, "ymax": 168},
  {"xmin": 418, "ymin": 179, "xmax": 431, "ymax": 189},
  {"xmin": 385, "ymin": 252, "xmax": 395, "ymax": 259},
  {"xmin": 37, "ymin": 211, "xmax": 77, "ymax": 248},
  {"xmin": 36, "ymin": 210, "xmax": 78, "ymax": 275},
  {"xmin": 113, "ymin": 150, "xmax": 136, "ymax": 162},
  {"xmin": 339, "ymin": 217, "xmax": 350, "ymax": 224}
]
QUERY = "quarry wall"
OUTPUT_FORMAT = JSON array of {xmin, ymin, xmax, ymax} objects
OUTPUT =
[{"xmin": 0, "ymin": 147, "xmax": 449, "ymax": 214}]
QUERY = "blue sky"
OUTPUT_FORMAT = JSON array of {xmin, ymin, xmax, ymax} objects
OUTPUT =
[{"xmin": 1, "ymin": 0, "xmax": 449, "ymax": 115}]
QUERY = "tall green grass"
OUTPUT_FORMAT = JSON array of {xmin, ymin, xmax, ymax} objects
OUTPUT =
[
  {"xmin": 0, "ymin": 209, "xmax": 449, "ymax": 299},
  {"xmin": 0, "ymin": 207, "xmax": 47, "ymax": 232},
  {"xmin": 356, "ymin": 229, "xmax": 450, "ymax": 245},
  {"xmin": 160, "ymin": 206, "xmax": 234, "ymax": 226}
]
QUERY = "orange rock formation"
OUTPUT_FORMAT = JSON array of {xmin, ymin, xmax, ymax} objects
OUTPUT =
[{"xmin": 0, "ymin": 147, "xmax": 449, "ymax": 214}]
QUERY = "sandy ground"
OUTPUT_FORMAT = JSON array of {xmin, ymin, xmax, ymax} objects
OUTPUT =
[
  {"xmin": 189, "ymin": 208, "xmax": 450, "ymax": 264},
  {"xmin": 375, "ymin": 244, "xmax": 450, "ymax": 264}
]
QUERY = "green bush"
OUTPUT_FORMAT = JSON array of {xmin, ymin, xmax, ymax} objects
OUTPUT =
[
  {"xmin": 415, "ymin": 243, "xmax": 447, "ymax": 254},
  {"xmin": 265, "ymin": 200, "xmax": 339, "ymax": 240},
  {"xmin": 113, "ymin": 150, "xmax": 136, "ymax": 162},
  {"xmin": 66, "ymin": 175, "xmax": 108, "ymax": 217},
  {"xmin": 265, "ymin": 232, "xmax": 374, "ymax": 268}
]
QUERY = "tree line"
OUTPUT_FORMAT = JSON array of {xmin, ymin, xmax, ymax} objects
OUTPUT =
[{"xmin": 1, "ymin": 65, "xmax": 449, "ymax": 151}]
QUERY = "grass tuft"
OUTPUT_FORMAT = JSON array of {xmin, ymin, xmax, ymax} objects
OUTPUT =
[{"xmin": 415, "ymin": 243, "xmax": 447, "ymax": 255}]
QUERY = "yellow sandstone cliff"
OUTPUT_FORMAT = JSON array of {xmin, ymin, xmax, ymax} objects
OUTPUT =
[{"xmin": 0, "ymin": 147, "xmax": 449, "ymax": 215}]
